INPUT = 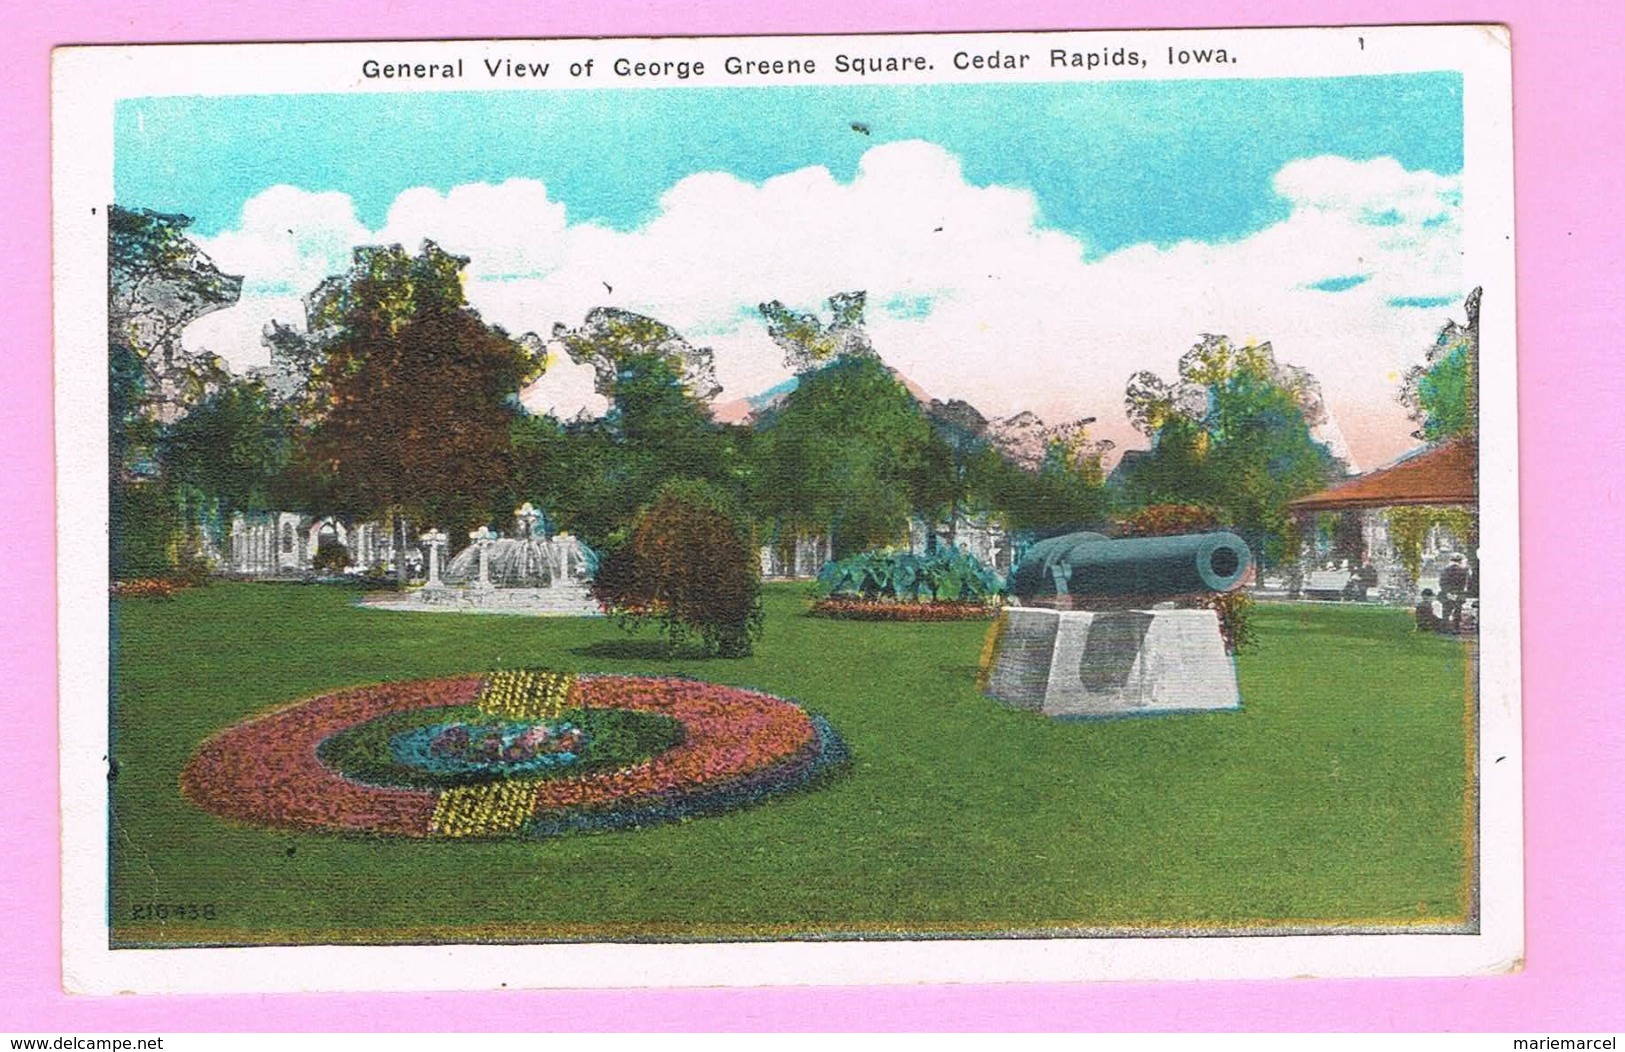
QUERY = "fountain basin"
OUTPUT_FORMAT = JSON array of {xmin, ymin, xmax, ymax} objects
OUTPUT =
[{"xmin": 358, "ymin": 583, "xmax": 601, "ymax": 617}]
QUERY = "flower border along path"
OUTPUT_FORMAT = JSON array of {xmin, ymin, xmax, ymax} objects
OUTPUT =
[{"xmin": 180, "ymin": 670, "xmax": 848, "ymax": 839}]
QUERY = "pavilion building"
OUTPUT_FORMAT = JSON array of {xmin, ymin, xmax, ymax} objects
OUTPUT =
[{"xmin": 1286, "ymin": 437, "xmax": 1477, "ymax": 602}]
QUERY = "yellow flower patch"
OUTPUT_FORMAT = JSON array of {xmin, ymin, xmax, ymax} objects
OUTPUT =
[
  {"xmin": 477, "ymin": 669, "xmax": 574, "ymax": 721},
  {"xmin": 430, "ymin": 781, "xmax": 541, "ymax": 838}
]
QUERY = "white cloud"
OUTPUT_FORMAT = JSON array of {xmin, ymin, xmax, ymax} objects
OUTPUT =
[
  {"xmin": 181, "ymin": 144, "xmax": 1465, "ymax": 470},
  {"xmin": 376, "ymin": 179, "xmax": 571, "ymax": 281},
  {"xmin": 197, "ymin": 185, "xmax": 369, "ymax": 297}
]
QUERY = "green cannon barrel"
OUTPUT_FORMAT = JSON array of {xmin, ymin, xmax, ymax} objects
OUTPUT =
[{"xmin": 1009, "ymin": 531, "xmax": 1252, "ymax": 601}]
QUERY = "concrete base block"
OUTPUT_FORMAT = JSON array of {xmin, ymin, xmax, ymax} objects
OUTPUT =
[{"xmin": 983, "ymin": 607, "xmax": 1240, "ymax": 717}]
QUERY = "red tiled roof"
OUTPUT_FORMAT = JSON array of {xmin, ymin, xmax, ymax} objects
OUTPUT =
[{"xmin": 1288, "ymin": 438, "xmax": 1477, "ymax": 512}]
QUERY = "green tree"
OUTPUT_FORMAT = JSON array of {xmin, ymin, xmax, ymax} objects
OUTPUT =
[
  {"xmin": 751, "ymin": 354, "xmax": 939, "ymax": 557},
  {"xmin": 1400, "ymin": 287, "xmax": 1480, "ymax": 442},
  {"xmin": 963, "ymin": 416, "xmax": 1113, "ymax": 535},
  {"xmin": 108, "ymin": 205, "xmax": 242, "ymax": 420},
  {"xmin": 1122, "ymin": 335, "xmax": 1339, "ymax": 564},
  {"xmin": 758, "ymin": 291, "xmax": 874, "ymax": 372},
  {"xmin": 920, "ymin": 399, "xmax": 991, "ymax": 550},
  {"xmin": 107, "ymin": 205, "xmax": 243, "ymax": 579},
  {"xmin": 159, "ymin": 377, "xmax": 295, "ymax": 521},
  {"xmin": 542, "ymin": 309, "xmax": 736, "ymax": 544}
]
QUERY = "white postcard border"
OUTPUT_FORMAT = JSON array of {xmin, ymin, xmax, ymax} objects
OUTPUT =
[{"xmin": 53, "ymin": 25, "xmax": 1521, "ymax": 995}]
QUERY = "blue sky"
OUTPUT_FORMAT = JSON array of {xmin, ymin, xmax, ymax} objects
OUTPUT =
[
  {"xmin": 116, "ymin": 74, "xmax": 1461, "ymax": 254},
  {"xmin": 121, "ymin": 73, "xmax": 1468, "ymax": 469}
]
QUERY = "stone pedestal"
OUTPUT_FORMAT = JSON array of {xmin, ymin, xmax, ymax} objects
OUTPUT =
[
  {"xmin": 982, "ymin": 607, "xmax": 1240, "ymax": 718},
  {"xmin": 420, "ymin": 529, "xmax": 448, "ymax": 592}
]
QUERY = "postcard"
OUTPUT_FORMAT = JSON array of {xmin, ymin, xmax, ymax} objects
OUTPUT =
[{"xmin": 53, "ymin": 25, "xmax": 1520, "ymax": 993}]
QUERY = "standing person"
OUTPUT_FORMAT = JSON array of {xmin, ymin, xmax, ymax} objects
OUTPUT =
[{"xmin": 1439, "ymin": 553, "xmax": 1470, "ymax": 631}]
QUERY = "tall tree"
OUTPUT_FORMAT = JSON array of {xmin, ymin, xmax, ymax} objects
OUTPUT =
[
  {"xmin": 1400, "ymin": 287, "xmax": 1480, "ymax": 442},
  {"xmin": 919, "ymin": 399, "xmax": 988, "ymax": 549},
  {"xmin": 108, "ymin": 205, "xmax": 243, "ymax": 579},
  {"xmin": 293, "ymin": 242, "xmax": 543, "ymax": 545},
  {"xmin": 1122, "ymin": 335, "xmax": 1339, "ymax": 564},
  {"xmin": 108, "ymin": 205, "xmax": 242, "ymax": 422},
  {"xmin": 158, "ymin": 377, "xmax": 295, "ymax": 521},
  {"xmin": 554, "ymin": 307, "xmax": 721, "ymax": 407},
  {"xmin": 541, "ymin": 309, "xmax": 735, "ymax": 544},
  {"xmin": 758, "ymin": 291, "xmax": 875, "ymax": 372},
  {"xmin": 751, "ymin": 354, "xmax": 939, "ymax": 557}
]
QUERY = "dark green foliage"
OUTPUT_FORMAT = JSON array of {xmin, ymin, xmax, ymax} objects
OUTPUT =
[
  {"xmin": 315, "ymin": 704, "xmax": 685, "ymax": 790},
  {"xmin": 751, "ymin": 356, "xmax": 940, "ymax": 557},
  {"xmin": 752, "ymin": 293, "xmax": 960, "ymax": 554},
  {"xmin": 111, "ymin": 481, "xmax": 190, "ymax": 580},
  {"xmin": 978, "ymin": 441, "xmax": 1112, "ymax": 533},
  {"xmin": 110, "ymin": 344, "xmax": 163, "ymax": 580},
  {"xmin": 158, "ymin": 378, "xmax": 294, "ymax": 520},
  {"xmin": 816, "ymin": 548, "xmax": 1004, "ymax": 604},
  {"xmin": 592, "ymin": 479, "xmax": 764, "ymax": 657},
  {"xmin": 518, "ymin": 313, "xmax": 741, "ymax": 548},
  {"xmin": 311, "ymin": 540, "xmax": 350, "ymax": 576},
  {"xmin": 1411, "ymin": 347, "xmax": 1472, "ymax": 441},
  {"xmin": 107, "ymin": 205, "xmax": 244, "ymax": 581}
]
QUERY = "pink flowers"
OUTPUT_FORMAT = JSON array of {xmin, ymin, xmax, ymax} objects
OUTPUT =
[
  {"xmin": 180, "ymin": 677, "xmax": 482, "ymax": 836},
  {"xmin": 532, "ymin": 677, "xmax": 817, "ymax": 812},
  {"xmin": 180, "ymin": 673, "xmax": 841, "ymax": 839}
]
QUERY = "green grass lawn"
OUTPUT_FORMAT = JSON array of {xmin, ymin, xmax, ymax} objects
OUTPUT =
[{"xmin": 109, "ymin": 582, "xmax": 1473, "ymax": 945}]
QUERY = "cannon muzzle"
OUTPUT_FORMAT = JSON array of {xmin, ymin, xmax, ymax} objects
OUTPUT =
[{"xmin": 1009, "ymin": 530, "xmax": 1251, "ymax": 605}]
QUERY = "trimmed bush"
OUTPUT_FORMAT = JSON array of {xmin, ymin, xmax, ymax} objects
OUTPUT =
[
  {"xmin": 312, "ymin": 540, "xmax": 350, "ymax": 575},
  {"xmin": 590, "ymin": 480, "xmax": 764, "ymax": 657}
]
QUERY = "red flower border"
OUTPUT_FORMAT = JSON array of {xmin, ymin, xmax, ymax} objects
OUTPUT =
[
  {"xmin": 809, "ymin": 597, "xmax": 997, "ymax": 621},
  {"xmin": 180, "ymin": 675, "xmax": 822, "ymax": 837}
]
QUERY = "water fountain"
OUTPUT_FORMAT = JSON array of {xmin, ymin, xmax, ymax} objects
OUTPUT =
[{"xmin": 360, "ymin": 504, "xmax": 600, "ymax": 617}]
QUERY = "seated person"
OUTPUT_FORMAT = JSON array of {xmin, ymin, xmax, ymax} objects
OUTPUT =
[
  {"xmin": 1414, "ymin": 588, "xmax": 1444, "ymax": 632},
  {"xmin": 1342, "ymin": 562, "xmax": 1379, "ymax": 601}
]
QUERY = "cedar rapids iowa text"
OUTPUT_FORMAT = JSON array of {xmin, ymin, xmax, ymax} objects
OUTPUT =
[{"xmin": 358, "ymin": 45, "xmax": 1238, "ymax": 83}]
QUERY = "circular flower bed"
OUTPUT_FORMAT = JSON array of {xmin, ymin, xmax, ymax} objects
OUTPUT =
[
  {"xmin": 180, "ymin": 671, "xmax": 847, "ymax": 839},
  {"xmin": 809, "ymin": 597, "xmax": 997, "ymax": 621}
]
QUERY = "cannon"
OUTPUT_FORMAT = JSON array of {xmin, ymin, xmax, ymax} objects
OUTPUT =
[
  {"xmin": 983, "ymin": 530, "xmax": 1254, "ymax": 717},
  {"xmin": 1008, "ymin": 530, "xmax": 1252, "ymax": 607}
]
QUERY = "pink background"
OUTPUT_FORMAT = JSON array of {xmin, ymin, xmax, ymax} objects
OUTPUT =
[{"xmin": 3, "ymin": 0, "xmax": 1620, "ymax": 1032}]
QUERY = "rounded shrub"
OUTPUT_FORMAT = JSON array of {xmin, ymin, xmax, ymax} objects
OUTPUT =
[
  {"xmin": 312, "ymin": 539, "xmax": 350, "ymax": 576},
  {"xmin": 590, "ymin": 480, "xmax": 764, "ymax": 657}
]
